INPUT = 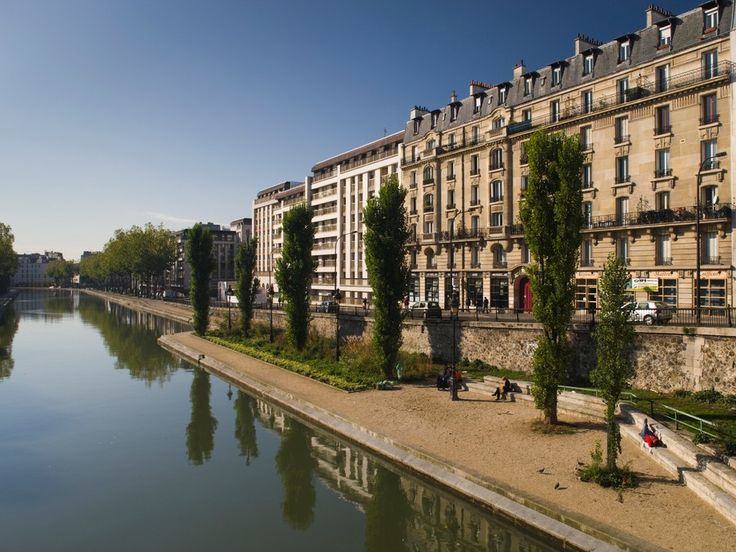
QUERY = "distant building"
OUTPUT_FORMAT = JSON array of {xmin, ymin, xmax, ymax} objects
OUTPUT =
[
  {"xmin": 166, "ymin": 223, "xmax": 238, "ymax": 295},
  {"xmin": 12, "ymin": 251, "xmax": 65, "ymax": 287},
  {"xmin": 230, "ymin": 217, "xmax": 253, "ymax": 243}
]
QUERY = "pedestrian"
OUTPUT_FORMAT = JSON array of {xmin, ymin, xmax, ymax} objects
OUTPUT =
[
  {"xmin": 363, "ymin": 297, "xmax": 368, "ymax": 313},
  {"xmin": 483, "ymin": 297, "xmax": 489, "ymax": 313},
  {"xmin": 454, "ymin": 368, "xmax": 469, "ymax": 392}
]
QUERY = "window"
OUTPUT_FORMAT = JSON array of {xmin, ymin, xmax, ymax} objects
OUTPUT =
[
  {"xmin": 656, "ymin": 235, "xmax": 671, "ymax": 265},
  {"xmin": 522, "ymin": 109, "xmax": 532, "ymax": 122},
  {"xmin": 550, "ymin": 100, "xmax": 560, "ymax": 122},
  {"xmin": 470, "ymin": 154, "xmax": 480, "ymax": 175},
  {"xmin": 701, "ymin": 139, "xmax": 718, "ymax": 169},
  {"xmin": 431, "ymin": 111, "xmax": 439, "ymax": 128},
  {"xmin": 491, "ymin": 180, "xmax": 503, "ymax": 202},
  {"xmin": 618, "ymin": 40, "xmax": 630, "ymax": 63},
  {"xmin": 491, "ymin": 212, "xmax": 503, "ymax": 227},
  {"xmin": 615, "ymin": 117, "xmax": 629, "ymax": 144},
  {"xmin": 581, "ymin": 240, "xmax": 594, "ymax": 266},
  {"xmin": 425, "ymin": 138, "xmax": 435, "ymax": 152},
  {"xmin": 426, "ymin": 250, "xmax": 437, "ymax": 269},
  {"xmin": 471, "ymin": 245, "xmax": 480, "ymax": 267},
  {"xmin": 450, "ymin": 104, "xmax": 459, "ymax": 121},
  {"xmin": 656, "ymin": 191, "xmax": 670, "ymax": 210},
  {"xmin": 410, "ymin": 196, "xmax": 417, "ymax": 213},
  {"xmin": 520, "ymin": 141, "xmax": 528, "ymax": 164},
  {"xmin": 413, "ymin": 119, "xmax": 421, "ymax": 134},
  {"xmin": 703, "ymin": 49, "xmax": 718, "ymax": 78},
  {"xmin": 410, "ymin": 224, "xmax": 417, "ymax": 240},
  {"xmin": 616, "ymin": 156, "xmax": 629, "ymax": 183},
  {"xmin": 423, "ymin": 193, "xmax": 434, "ymax": 212},
  {"xmin": 447, "ymin": 189, "xmax": 455, "ymax": 208},
  {"xmin": 575, "ymin": 278, "xmax": 598, "ymax": 310},
  {"xmin": 701, "ymin": 185, "xmax": 718, "ymax": 208},
  {"xmin": 447, "ymin": 218, "xmax": 454, "ymax": 237},
  {"xmin": 551, "ymin": 66, "xmax": 561, "ymax": 86},
  {"xmin": 492, "ymin": 244, "xmax": 506, "ymax": 267},
  {"xmin": 490, "ymin": 276, "xmax": 508, "ymax": 307},
  {"xmin": 498, "ymin": 86, "xmax": 507, "ymax": 104},
  {"xmin": 649, "ymin": 279, "xmax": 677, "ymax": 306},
  {"xmin": 470, "ymin": 185, "xmax": 480, "ymax": 205},
  {"xmin": 423, "ymin": 165, "xmax": 434, "ymax": 183},
  {"xmin": 522, "ymin": 243, "xmax": 531, "ymax": 264},
  {"xmin": 491, "ymin": 149, "xmax": 503, "ymax": 170},
  {"xmin": 410, "ymin": 171, "xmax": 417, "ymax": 186},
  {"xmin": 447, "ymin": 160, "xmax": 455, "ymax": 180},
  {"xmin": 655, "ymin": 148, "xmax": 670, "ymax": 177},
  {"xmin": 423, "ymin": 220, "xmax": 433, "ymax": 234},
  {"xmin": 655, "ymin": 105, "xmax": 670, "ymax": 134},
  {"xmin": 410, "ymin": 249, "xmax": 418, "ymax": 268},
  {"xmin": 580, "ymin": 126, "xmax": 592, "ymax": 150},
  {"xmin": 702, "ymin": 232, "xmax": 719, "ymax": 264},
  {"xmin": 583, "ymin": 54, "xmax": 594, "ymax": 75},
  {"xmin": 704, "ymin": 7, "xmax": 719, "ymax": 31},
  {"xmin": 473, "ymin": 95, "xmax": 482, "ymax": 114},
  {"xmin": 523, "ymin": 77, "xmax": 532, "ymax": 96},
  {"xmin": 492, "ymin": 116, "xmax": 505, "ymax": 129},
  {"xmin": 697, "ymin": 278, "xmax": 726, "ymax": 307},
  {"xmin": 582, "ymin": 201, "xmax": 593, "ymax": 227},
  {"xmin": 411, "ymin": 145, "xmax": 418, "ymax": 162},
  {"xmin": 702, "ymin": 94, "xmax": 718, "ymax": 125},
  {"xmin": 582, "ymin": 163, "xmax": 593, "ymax": 188},
  {"xmin": 658, "ymin": 25, "xmax": 671, "ymax": 47},
  {"xmin": 616, "ymin": 237, "xmax": 629, "ymax": 263},
  {"xmin": 656, "ymin": 64, "xmax": 669, "ymax": 92},
  {"xmin": 425, "ymin": 276, "xmax": 438, "ymax": 301},
  {"xmin": 581, "ymin": 90, "xmax": 593, "ymax": 114},
  {"xmin": 446, "ymin": 133, "xmax": 456, "ymax": 149},
  {"xmin": 520, "ymin": 175, "xmax": 528, "ymax": 192},
  {"xmin": 471, "ymin": 126, "xmax": 480, "ymax": 144},
  {"xmin": 616, "ymin": 197, "xmax": 629, "ymax": 224},
  {"xmin": 617, "ymin": 78, "xmax": 629, "ymax": 103}
]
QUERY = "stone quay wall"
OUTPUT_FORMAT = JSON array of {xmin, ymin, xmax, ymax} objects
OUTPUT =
[{"xmin": 252, "ymin": 309, "xmax": 736, "ymax": 395}]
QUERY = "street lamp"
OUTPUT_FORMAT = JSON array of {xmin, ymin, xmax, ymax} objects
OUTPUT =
[
  {"xmin": 225, "ymin": 285, "xmax": 233, "ymax": 331},
  {"xmin": 450, "ymin": 290, "xmax": 459, "ymax": 401},
  {"xmin": 267, "ymin": 284, "xmax": 275, "ymax": 343},
  {"xmin": 334, "ymin": 288, "xmax": 342, "ymax": 361},
  {"xmin": 695, "ymin": 151, "xmax": 727, "ymax": 323}
]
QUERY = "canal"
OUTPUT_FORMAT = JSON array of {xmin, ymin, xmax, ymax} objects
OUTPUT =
[{"xmin": 0, "ymin": 291, "xmax": 560, "ymax": 551}]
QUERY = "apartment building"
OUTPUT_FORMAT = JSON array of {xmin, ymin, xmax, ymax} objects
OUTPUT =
[
  {"xmin": 402, "ymin": 2, "xmax": 734, "ymax": 311},
  {"xmin": 12, "ymin": 251, "xmax": 65, "ymax": 287},
  {"xmin": 230, "ymin": 217, "xmax": 252, "ymax": 243},
  {"xmin": 309, "ymin": 132, "xmax": 402, "ymax": 304}
]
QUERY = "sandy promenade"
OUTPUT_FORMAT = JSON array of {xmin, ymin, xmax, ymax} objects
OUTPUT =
[{"xmin": 88, "ymin": 292, "xmax": 736, "ymax": 551}]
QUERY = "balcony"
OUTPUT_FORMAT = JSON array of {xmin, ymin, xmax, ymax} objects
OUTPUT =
[
  {"xmin": 470, "ymin": 169, "xmax": 480, "ymax": 176},
  {"xmin": 654, "ymin": 124, "xmax": 672, "ymax": 136},
  {"xmin": 493, "ymin": 260, "xmax": 508, "ymax": 269},
  {"xmin": 409, "ymin": 181, "xmax": 417, "ymax": 189},
  {"xmin": 423, "ymin": 205, "xmax": 434, "ymax": 213},
  {"xmin": 507, "ymin": 224, "xmax": 524, "ymax": 236},
  {"xmin": 703, "ymin": 256, "xmax": 721, "ymax": 265},
  {"xmin": 447, "ymin": 173, "xmax": 456, "ymax": 181},
  {"xmin": 614, "ymin": 134, "xmax": 630, "ymax": 145},
  {"xmin": 700, "ymin": 114, "xmax": 720, "ymax": 125},
  {"xmin": 470, "ymin": 199, "xmax": 481, "ymax": 207},
  {"xmin": 580, "ymin": 259, "xmax": 595, "ymax": 267},
  {"xmin": 489, "ymin": 162, "xmax": 504, "ymax": 171},
  {"xmin": 654, "ymin": 168, "xmax": 673, "ymax": 178},
  {"xmin": 446, "ymin": 203, "xmax": 456, "ymax": 210},
  {"xmin": 423, "ymin": 177, "xmax": 435, "ymax": 185},
  {"xmin": 490, "ymin": 194, "xmax": 503, "ymax": 203},
  {"xmin": 519, "ymin": 155, "xmax": 529, "ymax": 165},
  {"xmin": 656, "ymin": 257, "xmax": 673, "ymax": 266},
  {"xmin": 581, "ymin": 142, "xmax": 593, "ymax": 152},
  {"xmin": 614, "ymin": 174, "xmax": 630, "ymax": 184},
  {"xmin": 702, "ymin": 159, "xmax": 721, "ymax": 171},
  {"xmin": 583, "ymin": 203, "xmax": 732, "ymax": 230},
  {"xmin": 507, "ymin": 120, "xmax": 532, "ymax": 135}
]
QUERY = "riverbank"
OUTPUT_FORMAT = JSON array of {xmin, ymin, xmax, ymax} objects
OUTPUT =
[
  {"xmin": 88, "ymin": 291, "xmax": 736, "ymax": 551},
  {"xmin": 0, "ymin": 289, "xmax": 18, "ymax": 322}
]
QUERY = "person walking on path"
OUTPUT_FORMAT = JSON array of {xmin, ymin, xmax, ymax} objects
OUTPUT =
[{"xmin": 483, "ymin": 297, "xmax": 489, "ymax": 313}]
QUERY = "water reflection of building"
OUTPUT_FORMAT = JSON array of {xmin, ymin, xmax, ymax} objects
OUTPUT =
[{"xmin": 252, "ymin": 398, "xmax": 554, "ymax": 551}]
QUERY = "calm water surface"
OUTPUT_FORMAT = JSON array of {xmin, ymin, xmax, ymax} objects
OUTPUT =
[{"xmin": 0, "ymin": 291, "xmax": 559, "ymax": 551}]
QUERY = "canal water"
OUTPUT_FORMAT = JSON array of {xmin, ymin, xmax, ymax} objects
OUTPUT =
[{"xmin": 0, "ymin": 291, "xmax": 560, "ymax": 551}]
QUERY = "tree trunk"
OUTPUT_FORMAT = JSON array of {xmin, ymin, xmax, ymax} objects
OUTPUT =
[
  {"xmin": 606, "ymin": 401, "xmax": 618, "ymax": 471},
  {"xmin": 543, "ymin": 392, "xmax": 558, "ymax": 425}
]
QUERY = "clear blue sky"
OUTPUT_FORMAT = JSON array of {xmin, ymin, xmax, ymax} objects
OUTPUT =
[{"xmin": 0, "ymin": 0, "xmax": 700, "ymax": 259}]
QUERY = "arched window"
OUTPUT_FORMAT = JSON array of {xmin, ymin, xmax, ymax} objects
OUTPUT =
[
  {"xmin": 423, "ymin": 193, "xmax": 434, "ymax": 212},
  {"xmin": 423, "ymin": 165, "xmax": 434, "ymax": 184},
  {"xmin": 426, "ymin": 249, "xmax": 437, "ymax": 268}
]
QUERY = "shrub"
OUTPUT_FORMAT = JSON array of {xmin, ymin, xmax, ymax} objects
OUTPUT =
[
  {"xmin": 692, "ymin": 432, "xmax": 713, "ymax": 445},
  {"xmin": 673, "ymin": 389, "xmax": 692, "ymax": 399},
  {"xmin": 397, "ymin": 350, "xmax": 435, "ymax": 381},
  {"xmin": 579, "ymin": 441, "xmax": 638, "ymax": 489},
  {"xmin": 692, "ymin": 389, "xmax": 723, "ymax": 403}
]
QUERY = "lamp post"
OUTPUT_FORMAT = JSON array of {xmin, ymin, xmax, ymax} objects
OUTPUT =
[
  {"xmin": 225, "ymin": 285, "xmax": 233, "ymax": 331},
  {"xmin": 696, "ymin": 151, "xmax": 727, "ymax": 323},
  {"xmin": 267, "ymin": 284, "xmax": 275, "ymax": 343},
  {"xmin": 333, "ymin": 230, "xmax": 358, "ymax": 362},
  {"xmin": 447, "ymin": 210, "xmax": 462, "ymax": 402}
]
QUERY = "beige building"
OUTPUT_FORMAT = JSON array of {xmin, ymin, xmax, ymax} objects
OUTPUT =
[{"xmin": 402, "ymin": 2, "xmax": 734, "ymax": 312}]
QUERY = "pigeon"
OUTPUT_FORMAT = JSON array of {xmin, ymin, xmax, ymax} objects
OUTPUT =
[
  {"xmin": 537, "ymin": 467, "xmax": 545, "ymax": 473},
  {"xmin": 554, "ymin": 482, "xmax": 560, "ymax": 490}
]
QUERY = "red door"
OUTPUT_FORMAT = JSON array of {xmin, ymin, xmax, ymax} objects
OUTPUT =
[{"xmin": 521, "ymin": 278, "xmax": 533, "ymax": 312}]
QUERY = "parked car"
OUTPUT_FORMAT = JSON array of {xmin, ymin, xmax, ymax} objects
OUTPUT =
[
  {"xmin": 409, "ymin": 301, "xmax": 442, "ymax": 319},
  {"xmin": 623, "ymin": 301, "xmax": 673, "ymax": 325},
  {"xmin": 316, "ymin": 300, "xmax": 337, "ymax": 313}
]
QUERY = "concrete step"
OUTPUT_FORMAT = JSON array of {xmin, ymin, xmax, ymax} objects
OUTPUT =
[
  {"xmin": 703, "ymin": 459, "xmax": 736, "ymax": 499},
  {"xmin": 682, "ymin": 470, "xmax": 736, "ymax": 526}
]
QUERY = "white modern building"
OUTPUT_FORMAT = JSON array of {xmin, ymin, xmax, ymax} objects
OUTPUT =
[{"xmin": 12, "ymin": 251, "xmax": 64, "ymax": 287}]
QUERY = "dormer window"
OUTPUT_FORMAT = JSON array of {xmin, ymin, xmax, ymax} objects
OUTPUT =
[
  {"xmin": 430, "ymin": 112, "xmax": 439, "ymax": 129},
  {"xmin": 583, "ymin": 54, "xmax": 594, "ymax": 75},
  {"xmin": 704, "ymin": 8, "xmax": 718, "ymax": 31},
  {"xmin": 450, "ymin": 104, "xmax": 459, "ymax": 122},
  {"xmin": 413, "ymin": 119, "xmax": 421, "ymax": 135},
  {"xmin": 498, "ymin": 86, "xmax": 507, "ymax": 104},
  {"xmin": 523, "ymin": 77, "xmax": 532, "ymax": 96},
  {"xmin": 473, "ymin": 95, "xmax": 483, "ymax": 114},
  {"xmin": 618, "ymin": 41, "xmax": 630, "ymax": 63},
  {"xmin": 551, "ymin": 67, "xmax": 561, "ymax": 86},
  {"xmin": 658, "ymin": 25, "xmax": 671, "ymax": 47}
]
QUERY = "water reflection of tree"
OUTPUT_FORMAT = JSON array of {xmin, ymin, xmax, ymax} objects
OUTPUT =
[
  {"xmin": 364, "ymin": 465, "xmax": 411, "ymax": 552},
  {"xmin": 275, "ymin": 420, "xmax": 316, "ymax": 530},
  {"xmin": 77, "ymin": 297, "xmax": 179, "ymax": 386},
  {"xmin": 186, "ymin": 367, "xmax": 218, "ymax": 465},
  {"xmin": 0, "ymin": 306, "xmax": 19, "ymax": 380},
  {"xmin": 234, "ymin": 391, "xmax": 258, "ymax": 465}
]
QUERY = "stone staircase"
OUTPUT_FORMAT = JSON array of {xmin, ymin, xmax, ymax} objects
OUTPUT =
[{"xmin": 466, "ymin": 375, "xmax": 736, "ymax": 526}]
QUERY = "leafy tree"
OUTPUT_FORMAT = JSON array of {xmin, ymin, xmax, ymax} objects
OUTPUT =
[
  {"xmin": 186, "ymin": 223, "xmax": 215, "ymax": 335},
  {"xmin": 364, "ymin": 175, "xmax": 410, "ymax": 379},
  {"xmin": 364, "ymin": 465, "xmax": 411, "ymax": 552},
  {"xmin": 591, "ymin": 254, "xmax": 634, "ymax": 471},
  {"xmin": 235, "ymin": 238, "xmax": 259, "ymax": 336},
  {"xmin": 46, "ymin": 259, "xmax": 74, "ymax": 287},
  {"xmin": 185, "ymin": 367, "xmax": 218, "ymax": 465},
  {"xmin": 0, "ymin": 223, "xmax": 18, "ymax": 294},
  {"xmin": 275, "ymin": 420, "xmax": 316, "ymax": 530},
  {"xmin": 275, "ymin": 205, "xmax": 314, "ymax": 350},
  {"xmin": 519, "ymin": 130, "xmax": 584, "ymax": 424},
  {"xmin": 0, "ymin": 305, "xmax": 19, "ymax": 380},
  {"xmin": 234, "ymin": 391, "xmax": 258, "ymax": 465}
]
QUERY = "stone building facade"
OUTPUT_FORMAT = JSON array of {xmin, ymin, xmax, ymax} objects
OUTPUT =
[{"xmin": 401, "ymin": 2, "xmax": 735, "ymax": 312}]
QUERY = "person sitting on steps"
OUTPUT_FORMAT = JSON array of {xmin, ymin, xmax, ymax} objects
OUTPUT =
[{"xmin": 493, "ymin": 377, "xmax": 513, "ymax": 400}]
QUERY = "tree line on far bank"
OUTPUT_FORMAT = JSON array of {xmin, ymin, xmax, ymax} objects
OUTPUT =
[{"xmin": 0, "ymin": 223, "xmax": 18, "ymax": 294}]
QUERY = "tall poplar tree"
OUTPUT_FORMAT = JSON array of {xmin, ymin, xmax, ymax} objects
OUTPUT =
[
  {"xmin": 364, "ymin": 175, "xmax": 410, "ymax": 379},
  {"xmin": 275, "ymin": 204, "xmax": 315, "ymax": 350},
  {"xmin": 519, "ymin": 130, "xmax": 584, "ymax": 425},
  {"xmin": 591, "ymin": 254, "xmax": 634, "ymax": 471},
  {"xmin": 186, "ymin": 223, "xmax": 215, "ymax": 335},
  {"xmin": 235, "ymin": 237, "xmax": 258, "ymax": 336},
  {"xmin": 0, "ymin": 223, "xmax": 18, "ymax": 294}
]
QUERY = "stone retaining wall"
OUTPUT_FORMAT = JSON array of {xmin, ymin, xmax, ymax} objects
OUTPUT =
[{"xmin": 253, "ymin": 308, "xmax": 736, "ymax": 394}]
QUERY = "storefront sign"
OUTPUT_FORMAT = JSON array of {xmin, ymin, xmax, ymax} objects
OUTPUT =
[{"xmin": 626, "ymin": 278, "xmax": 659, "ymax": 292}]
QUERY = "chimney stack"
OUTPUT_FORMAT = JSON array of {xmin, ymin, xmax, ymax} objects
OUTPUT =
[
  {"xmin": 575, "ymin": 34, "xmax": 602, "ymax": 55},
  {"xmin": 646, "ymin": 4, "xmax": 672, "ymax": 26},
  {"xmin": 513, "ymin": 60, "xmax": 526, "ymax": 80}
]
